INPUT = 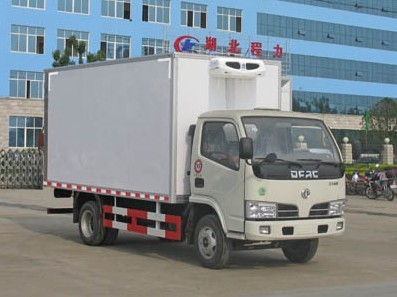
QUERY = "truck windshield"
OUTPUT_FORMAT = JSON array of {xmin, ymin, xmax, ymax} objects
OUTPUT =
[{"xmin": 242, "ymin": 116, "xmax": 342, "ymax": 164}]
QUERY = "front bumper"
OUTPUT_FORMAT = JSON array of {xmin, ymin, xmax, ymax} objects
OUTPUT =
[{"xmin": 245, "ymin": 217, "xmax": 345, "ymax": 241}]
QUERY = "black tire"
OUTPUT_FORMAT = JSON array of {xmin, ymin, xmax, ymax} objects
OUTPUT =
[
  {"xmin": 79, "ymin": 201, "xmax": 119, "ymax": 246},
  {"xmin": 384, "ymin": 187, "xmax": 395, "ymax": 201},
  {"xmin": 78, "ymin": 201, "xmax": 106, "ymax": 246},
  {"xmin": 282, "ymin": 238, "xmax": 319, "ymax": 263},
  {"xmin": 365, "ymin": 186, "xmax": 377, "ymax": 200},
  {"xmin": 194, "ymin": 214, "xmax": 231, "ymax": 269}
]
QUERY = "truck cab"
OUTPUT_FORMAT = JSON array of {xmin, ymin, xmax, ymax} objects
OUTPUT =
[{"xmin": 189, "ymin": 109, "xmax": 345, "ymax": 268}]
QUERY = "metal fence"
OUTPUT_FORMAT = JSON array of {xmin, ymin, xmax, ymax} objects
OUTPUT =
[{"xmin": 0, "ymin": 149, "xmax": 43, "ymax": 189}]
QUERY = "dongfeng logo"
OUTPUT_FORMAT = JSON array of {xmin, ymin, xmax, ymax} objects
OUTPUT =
[
  {"xmin": 291, "ymin": 170, "xmax": 319, "ymax": 179},
  {"xmin": 301, "ymin": 188, "xmax": 311, "ymax": 199}
]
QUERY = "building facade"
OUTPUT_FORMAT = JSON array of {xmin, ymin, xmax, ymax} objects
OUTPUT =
[{"xmin": 1, "ymin": 0, "xmax": 396, "ymax": 148}]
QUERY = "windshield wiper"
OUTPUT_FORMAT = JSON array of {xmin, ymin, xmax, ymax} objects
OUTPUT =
[
  {"xmin": 296, "ymin": 158, "xmax": 340, "ymax": 167},
  {"xmin": 255, "ymin": 153, "xmax": 302, "ymax": 168}
]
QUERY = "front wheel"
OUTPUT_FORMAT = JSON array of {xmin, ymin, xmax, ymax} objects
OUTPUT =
[
  {"xmin": 194, "ymin": 214, "xmax": 231, "ymax": 269},
  {"xmin": 365, "ymin": 186, "xmax": 377, "ymax": 200},
  {"xmin": 384, "ymin": 187, "xmax": 395, "ymax": 201},
  {"xmin": 281, "ymin": 238, "xmax": 319, "ymax": 263}
]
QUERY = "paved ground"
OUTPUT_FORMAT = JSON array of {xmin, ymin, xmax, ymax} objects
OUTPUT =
[{"xmin": 0, "ymin": 188, "xmax": 396, "ymax": 297}]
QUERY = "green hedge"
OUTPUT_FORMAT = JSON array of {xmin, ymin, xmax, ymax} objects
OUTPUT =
[{"xmin": 344, "ymin": 163, "xmax": 397, "ymax": 177}]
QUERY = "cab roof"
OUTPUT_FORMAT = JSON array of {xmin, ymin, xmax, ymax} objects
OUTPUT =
[{"xmin": 198, "ymin": 109, "xmax": 323, "ymax": 122}]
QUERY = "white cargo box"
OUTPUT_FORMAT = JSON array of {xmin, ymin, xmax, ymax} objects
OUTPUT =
[{"xmin": 45, "ymin": 53, "xmax": 288, "ymax": 203}]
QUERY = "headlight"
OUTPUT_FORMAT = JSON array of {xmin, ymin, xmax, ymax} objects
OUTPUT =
[
  {"xmin": 245, "ymin": 201, "xmax": 277, "ymax": 219},
  {"xmin": 329, "ymin": 200, "xmax": 346, "ymax": 216}
]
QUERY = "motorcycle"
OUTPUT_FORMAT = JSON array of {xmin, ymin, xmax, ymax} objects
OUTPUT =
[{"xmin": 365, "ymin": 170, "xmax": 395, "ymax": 201}]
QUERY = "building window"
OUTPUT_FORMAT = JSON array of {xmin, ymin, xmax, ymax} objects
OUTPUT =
[
  {"xmin": 279, "ymin": 0, "xmax": 397, "ymax": 20},
  {"xmin": 11, "ymin": 25, "xmax": 45, "ymax": 54},
  {"xmin": 102, "ymin": 0, "xmax": 131, "ymax": 19},
  {"xmin": 257, "ymin": 13, "xmax": 397, "ymax": 52},
  {"xmin": 58, "ymin": 0, "xmax": 89, "ymax": 14},
  {"xmin": 9, "ymin": 116, "xmax": 43, "ymax": 148},
  {"xmin": 101, "ymin": 33, "xmax": 130, "ymax": 60},
  {"xmin": 9, "ymin": 71, "xmax": 44, "ymax": 99},
  {"xmin": 217, "ymin": 7, "xmax": 242, "ymax": 33},
  {"xmin": 292, "ymin": 91, "xmax": 393, "ymax": 116},
  {"xmin": 142, "ymin": 0, "xmax": 170, "ymax": 24},
  {"xmin": 142, "ymin": 38, "xmax": 169, "ymax": 55},
  {"xmin": 57, "ymin": 29, "xmax": 89, "ymax": 57},
  {"xmin": 290, "ymin": 54, "xmax": 397, "ymax": 85},
  {"xmin": 12, "ymin": 0, "xmax": 45, "ymax": 9},
  {"xmin": 181, "ymin": 2, "xmax": 207, "ymax": 28}
]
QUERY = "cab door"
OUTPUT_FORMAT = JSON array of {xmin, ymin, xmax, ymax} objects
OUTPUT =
[{"xmin": 191, "ymin": 120, "xmax": 245, "ymax": 233}]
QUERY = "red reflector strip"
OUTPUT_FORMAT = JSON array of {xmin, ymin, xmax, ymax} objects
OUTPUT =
[
  {"xmin": 165, "ymin": 214, "xmax": 182, "ymax": 240},
  {"xmin": 43, "ymin": 181, "xmax": 169, "ymax": 201},
  {"xmin": 103, "ymin": 206, "xmax": 181, "ymax": 240}
]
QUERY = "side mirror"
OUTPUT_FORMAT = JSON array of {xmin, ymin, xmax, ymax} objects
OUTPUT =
[{"xmin": 239, "ymin": 137, "xmax": 253, "ymax": 160}]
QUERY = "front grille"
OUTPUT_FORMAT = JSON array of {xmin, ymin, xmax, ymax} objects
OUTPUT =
[
  {"xmin": 278, "ymin": 204, "xmax": 298, "ymax": 218},
  {"xmin": 309, "ymin": 203, "xmax": 330, "ymax": 217}
]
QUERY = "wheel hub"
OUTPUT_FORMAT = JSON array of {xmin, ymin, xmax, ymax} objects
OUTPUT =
[
  {"xmin": 81, "ymin": 211, "xmax": 94, "ymax": 238},
  {"xmin": 198, "ymin": 226, "xmax": 217, "ymax": 259}
]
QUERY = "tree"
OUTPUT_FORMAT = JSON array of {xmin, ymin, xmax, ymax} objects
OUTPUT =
[
  {"xmin": 362, "ymin": 98, "xmax": 397, "ymax": 144},
  {"xmin": 52, "ymin": 48, "xmax": 75, "ymax": 67},
  {"xmin": 67, "ymin": 35, "xmax": 86, "ymax": 65},
  {"xmin": 87, "ymin": 50, "xmax": 106, "ymax": 63},
  {"xmin": 52, "ymin": 35, "xmax": 105, "ymax": 67}
]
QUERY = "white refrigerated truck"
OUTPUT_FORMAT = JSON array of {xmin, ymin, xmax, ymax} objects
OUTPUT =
[{"xmin": 44, "ymin": 53, "xmax": 346, "ymax": 269}]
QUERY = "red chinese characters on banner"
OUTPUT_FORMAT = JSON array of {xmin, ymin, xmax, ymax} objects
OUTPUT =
[
  {"xmin": 228, "ymin": 39, "xmax": 241, "ymax": 54},
  {"xmin": 273, "ymin": 44, "xmax": 283, "ymax": 58},
  {"xmin": 205, "ymin": 37, "xmax": 217, "ymax": 51},
  {"xmin": 250, "ymin": 42, "xmax": 262, "ymax": 57},
  {"xmin": 201, "ymin": 35, "xmax": 283, "ymax": 58}
]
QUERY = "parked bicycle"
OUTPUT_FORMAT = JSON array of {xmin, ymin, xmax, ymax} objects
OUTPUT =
[{"xmin": 346, "ymin": 172, "xmax": 367, "ymax": 196}]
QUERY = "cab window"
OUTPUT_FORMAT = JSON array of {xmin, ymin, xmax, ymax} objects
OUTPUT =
[{"xmin": 201, "ymin": 122, "xmax": 239, "ymax": 170}]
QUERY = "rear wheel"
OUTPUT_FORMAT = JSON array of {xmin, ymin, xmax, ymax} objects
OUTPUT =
[
  {"xmin": 79, "ymin": 201, "xmax": 105, "ymax": 246},
  {"xmin": 194, "ymin": 214, "xmax": 230, "ymax": 269},
  {"xmin": 79, "ymin": 201, "xmax": 119, "ymax": 246},
  {"xmin": 365, "ymin": 186, "xmax": 377, "ymax": 200},
  {"xmin": 282, "ymin": 238, "xmax": 319, "ymax": 263}
]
